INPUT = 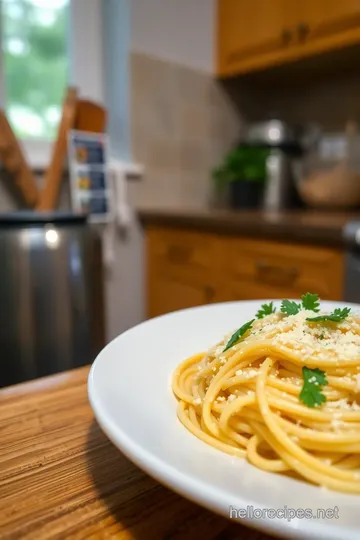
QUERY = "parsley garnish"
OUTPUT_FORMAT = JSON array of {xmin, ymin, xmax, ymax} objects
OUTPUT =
[
  {"xmin": 300, "ymin": 367, "xmax": 327, "ymax": 408},
  {"xmin": 256, "ymin": 302, "xmax": 276, "ymax": 319},
  {"xmin": 280, "ymin": 299, "xmax": 301, "ymax": 316},
  {"xmin": 306, "ymin": 307, "xmax": 351, "ymax": 323},
  {"xmin": 281, "ymin": 293, "xmax": 321, "ymax": 316},
  {"xmin": 301, "ymin": 293, "xmax": 320, "ymax": 312},
  {"xmin": 223, "ymin": 319, "xmax": 254, "ymax": 352}
]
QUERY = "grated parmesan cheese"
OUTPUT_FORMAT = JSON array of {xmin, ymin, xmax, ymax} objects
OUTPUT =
[
  {"xmin": 235, "ymin": 369, "xmax": 258, "ymax": 378},
  {"xmin": 331, "ymin": 418, "xmax": 344, "ymax": 430},
  {"xmin": 207, "ymin": 309, "xmax": 360, "ymax": 366}
]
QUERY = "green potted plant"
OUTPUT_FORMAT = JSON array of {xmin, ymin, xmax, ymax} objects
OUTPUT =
[{"xmin": 212, "ymin": 146, "xmax": 269, "ymax": 209}]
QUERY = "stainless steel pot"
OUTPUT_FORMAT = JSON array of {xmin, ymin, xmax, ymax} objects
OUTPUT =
[
  {"xmin": 262, "ymin": 149, "xmax": 296, "ymax": 211},
  {"xmin": 245, "ymin": 119, "xmax": 304, "ymax": 211},
  {"xmin": 247, "ymin": 119, "xmax": 298, "ymax": 146},
  {"xmin": 0, "ymin": 212, "xmax": 105, "ymax": 387}
]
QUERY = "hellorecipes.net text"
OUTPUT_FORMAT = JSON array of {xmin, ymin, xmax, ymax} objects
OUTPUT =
[{"xmin": 229, "ymin": 505, "xmax": 339, "ymax": 522}]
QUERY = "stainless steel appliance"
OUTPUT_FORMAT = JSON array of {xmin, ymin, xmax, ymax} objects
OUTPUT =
[
  {"xmin": 343, "ymin": 221, "xmax": 360, "ymax": 303},
  {"xmin": 246, "ymin": 119, "xmax": 302, "ymax": 211},
  {"xmin": 0, "ymin": 212, "xmax": 105, "ymax": 388}
]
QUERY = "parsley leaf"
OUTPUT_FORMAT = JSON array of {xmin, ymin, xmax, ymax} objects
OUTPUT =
[
  {"xmin": 280, "ymin": 299, "xmax": 301, "ymax": 316},
  {"xmin": 301, "ymin": 293, "xmax": 320, "ymax": 312},
  {"xmin": 256, "ymin": 302, "xmax": 276, "ymax": 319},
  {"xmin": 299, "ymin": 366, "xmax": 327, "ymax": 408},
  {"xmin": 223, "ymin": 319, "xmax": 255, "ymax": 352},
  {"xmin": 306, "ymin": 307, "xmax": 351, "ymax": 323}
]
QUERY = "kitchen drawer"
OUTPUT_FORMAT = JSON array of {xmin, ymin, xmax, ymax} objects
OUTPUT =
[
  {"xmin": 146, "ymin": 226, "xmax": 219, "ymax": 281},
  {"xmin": 224, "ymin": 237, "xmax": 344, "ymax": 299},
  {"xmin": 147, "ymin": 274, "xmax": 217, "ymax": 319}
]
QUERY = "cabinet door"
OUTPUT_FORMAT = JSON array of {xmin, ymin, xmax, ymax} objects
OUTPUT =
[
  {"xmin": 217, "ymin": 0, "xmax": 296, "ymax": 75},
  {"xmin": 301, "ymin": 1, "xmax": 360, "ymax": 44},
  {"xmin": 223, "ymin": 237, "xmax": 344, "ymax": 301},
  {"xmin": 148, "ymin": 276, "xmax": 215, "ymax": 319}
]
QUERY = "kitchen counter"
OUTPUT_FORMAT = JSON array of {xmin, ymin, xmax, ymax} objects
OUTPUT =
[
  {"xmin": 138, "ymin": 207, "xmax": 360, "ymax": 247},
  {"xmin": 0, "ymin": 367, "xmax": 273, "ymax": 540}
]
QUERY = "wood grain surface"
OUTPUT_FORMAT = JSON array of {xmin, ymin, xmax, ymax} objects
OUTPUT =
[{"xmin": 0, "ymin": 366, "xmax": 277, "ymax": 540}]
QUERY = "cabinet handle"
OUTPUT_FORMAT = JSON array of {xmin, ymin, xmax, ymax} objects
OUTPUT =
[
  {"xmin": 255, "ymin": 260, "xmax": 300, "ymax": 286},
  {"xmin": 166, "ymin": 245, "xmax": 191, "ymax": 264},
  {"xmin": 297, "ymin": 22, "xmax": 310, "ymax": 41},
  {"xmin": 281, "ymin": 29, "xmax": 292, "ymax": 45}
]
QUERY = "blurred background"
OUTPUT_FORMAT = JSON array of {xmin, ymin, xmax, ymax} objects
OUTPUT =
[{"xmin": 2, "ymin": 0, "xmax": 360, "ymax": 387}]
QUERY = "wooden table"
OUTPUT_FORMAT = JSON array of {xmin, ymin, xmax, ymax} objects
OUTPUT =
[{"xmin": 0, "ymin": 366, "xmax": 275, "ymax": 539}]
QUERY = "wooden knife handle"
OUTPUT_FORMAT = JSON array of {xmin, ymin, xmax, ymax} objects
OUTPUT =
[
  {"xmin": 0, "ymin": 111, "xmax": 39, "ymax": 207},
  {"xmin": 37, "ymin": 87, "xmax": 78, "ymax": 211}
]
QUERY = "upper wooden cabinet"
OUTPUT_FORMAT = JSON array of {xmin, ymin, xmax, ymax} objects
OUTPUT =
[
  {"xmin": 217, "ymin": 0, "xmax": 294, "ymax": 70},
  {"xmin": 217, "ymin": 0, "xmax": 360, "ymax": 77},
  {"xmin": 301, "ymin": 0, "xmax": 360, "ymax": 44}
]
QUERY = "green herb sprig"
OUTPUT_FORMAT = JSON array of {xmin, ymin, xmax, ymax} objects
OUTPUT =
[
  {"xmin": 281, "ymin": 293, "xmax": 322, "ymax": 316},
  {"xmin": 301, "ymin": 292, "xmax": 320, "ymax": 312},
  {"xmin": 280, "ymin": 299, "xmax": 301, "ymax": 316},
  {"xmin": 306, "ymin": 307, "xmax": 351, "ymax": 323},
  {"xmin": 256, "ymin": 302, "xmax": 276, "ymax": 319},
  {"xmin": 223, "ymin": 319, "xmax": 254, "ymax": 352},
  {"xmin": 299, "ymin": 367, "xmax": 328, "ymax": 408}
]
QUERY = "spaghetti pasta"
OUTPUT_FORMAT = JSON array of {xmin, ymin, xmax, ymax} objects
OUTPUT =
[{"xmin": 172, "ymin": 299, "xmax": 360, "ymax": 494}]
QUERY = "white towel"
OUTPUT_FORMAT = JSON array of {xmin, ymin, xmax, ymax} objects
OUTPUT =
[{"xmin": 103, "ymin": 159, "xmax": 132, "ymax": 270}]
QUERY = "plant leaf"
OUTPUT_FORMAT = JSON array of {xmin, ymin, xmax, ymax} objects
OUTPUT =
[
  {"xmin": 301, "ymin": 293, "xmax": 320, "ymax": 312},
  {"xmin": 256, "ymin": 302, "xmax": 276, "ymax": 319},
  {"xmin": 306, "ymin": 307, "xmax": 351, "ymax": 323},
  {"xmin": 299, "ymin": 367, "xmax": 327, "ymax": 408},
  {"xmin": 281, "ymin": 299, "xmax": 301, "ymax": 316},
  {"xmin": 223, "ymin": 319, "xmax": 255, "ymax": 352}
]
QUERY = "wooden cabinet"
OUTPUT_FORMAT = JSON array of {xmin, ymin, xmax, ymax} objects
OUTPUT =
[
  {"xmin": 217, "ymin": 0, "xmax": 294, "ymax": 73},
  {"xmin": 145, "ymin": 226, "xmax": 345, "ymax": 319},
  {"xmin": 146, "ymin": 227, "xmax": 219, "ymax": 318},
  {"xmin": 301, "ymin": 0, "xmax": 360, "ymax": 45},
  {"xmin": 223, "ymin": 237, "xmax": 344, "ymax": 301},
  {"xmin": 217, "ymin": 0, "xmax": 360, "ymax": 76},
  {"xmin": 148, "ymin": 276, "xmax": 215, "ymax": 319}
]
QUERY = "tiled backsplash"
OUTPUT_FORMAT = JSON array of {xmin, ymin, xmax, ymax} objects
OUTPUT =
[
  {"xmin": 129, "ymin": 51, "xmax": 242, "ymax": 209},
  {"xmin": 224, "ymin": 69, "xmax": 360, "ymax": 133}
]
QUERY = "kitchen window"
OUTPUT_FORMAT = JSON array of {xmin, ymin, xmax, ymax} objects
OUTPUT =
[{"xmin": 0, "ymin": 0, "xmax": 103, "ymax": 169}]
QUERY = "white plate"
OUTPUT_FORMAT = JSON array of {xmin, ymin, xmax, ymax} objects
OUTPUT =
[{"xmin": 88, "ymin": 300, "xmax": 360, "ymax": 540}]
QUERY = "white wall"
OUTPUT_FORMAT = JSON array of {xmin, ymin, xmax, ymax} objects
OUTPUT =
[
  {"xmin": 103, "ymin": 0, "xmax": 216, "ymax": 340},
  {"xmin": 131, "ymin": 0, "xmax": 215, "ymax": 72},
  {"xmin": 102, "ymin": 0, "xmax": 131, "ymax": 161},
  {"xmin": 70, "ymin": 0, "xmax": 104, "ymax": 104}
]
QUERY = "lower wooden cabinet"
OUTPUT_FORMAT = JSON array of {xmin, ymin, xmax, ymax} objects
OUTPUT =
[
  {"xmin": 224, "ymin": 237, "xmax": 344, "ymax": 301},
  {"xmin": 148, "ymin": 275, "xmax": 216, "ymax": 318},
  {"xmin": 145, "ymin": 225, "xmax": 345, "ymax": 319}
]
